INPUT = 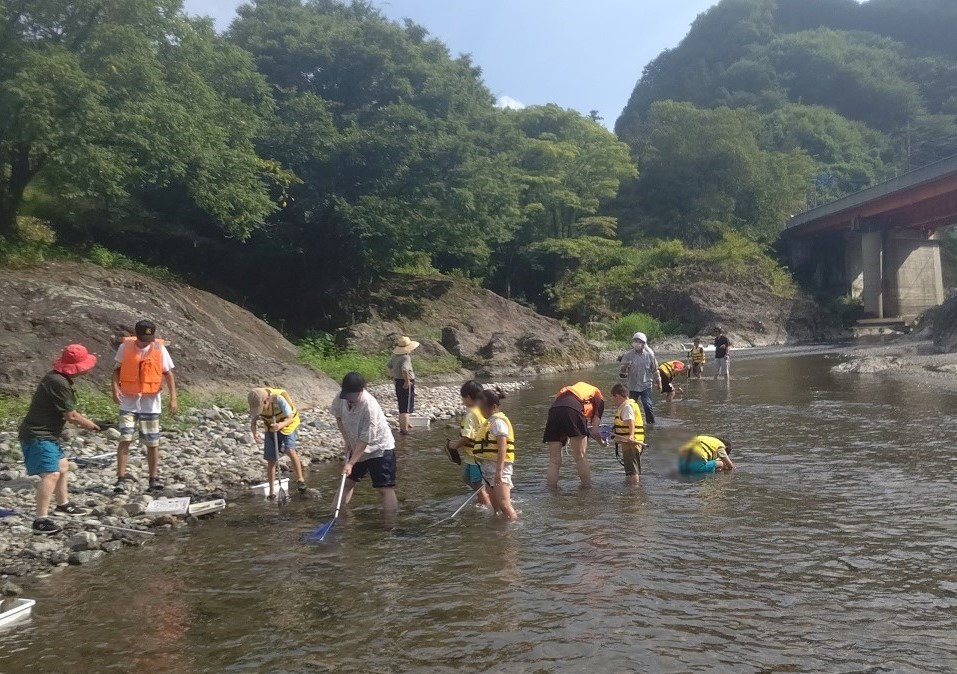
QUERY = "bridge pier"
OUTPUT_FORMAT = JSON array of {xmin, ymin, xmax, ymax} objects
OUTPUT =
[{"xmin": 854, "ymin": 227, "xmax": 942, "ymax": 320}]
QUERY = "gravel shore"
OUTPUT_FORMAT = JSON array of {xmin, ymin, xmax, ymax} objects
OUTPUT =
[
  {"xmin": 830, "ymin": 338, "xmax": 957, "ymax": 393},
  {"xmin": 0, "ymin": 380, "xmax": 525, "ymax": 581}
]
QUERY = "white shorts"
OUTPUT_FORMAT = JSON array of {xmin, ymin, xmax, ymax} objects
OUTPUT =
[
  {"xmin": 479, "ymin": 460, "xmax": 514, "ymax": 488},
  {"xmin": 716, "ymin": 357, "xmax": 730, "ymax": 376}
]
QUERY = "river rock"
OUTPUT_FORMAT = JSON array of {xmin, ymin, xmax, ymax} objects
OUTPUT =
[
  {"xmin": 1, "ymin": 580, "xmax": 22, "ymax": 596},
  {"xmin": 68, "ymin": 550, "xmax": 105, "ymax": 565},
  {"xmin": 68, "ymin": 532, "xmax": 99, "ymax": 551},
  {"xmin": 148, "ymin": 515, "xmax": 177, "ymax": 528},
  {"xmin": 101, "ymin": 540, "xmax": 123, "ymax": 553},
  {"xmin": 123, "ymin": 503, "xmax": 146, "ymax": 517}
]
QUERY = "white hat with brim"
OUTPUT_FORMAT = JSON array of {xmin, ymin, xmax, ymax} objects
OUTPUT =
[
  {"xmin": 632, "ymin": 332, "xmax": 648, "ymax": 344},
  {"xmin": 393, "ymin": 336, "xmax": 420, "ymax": 355}
]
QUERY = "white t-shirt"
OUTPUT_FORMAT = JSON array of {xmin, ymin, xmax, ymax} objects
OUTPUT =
[
  {"xmin": 114, "ymin": 341, "xmax": 174, "ymax": 414},
  {"xmin": 618, "ymin": 401, "xmax": 636, "ymax": 422},
  {"xmin": 488, "ymin": 417, "xmax": 510, "ymax": 438},
  {"xmin": 330, "ymin": 391, "xmax": 395, "ymax": 459}
]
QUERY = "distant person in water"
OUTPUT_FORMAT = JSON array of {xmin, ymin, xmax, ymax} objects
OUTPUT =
[
  {"xmin": 18, "ymin": 345, "xmax": 99, "ymax": 534},
  {"xmin": 387, "ymin": 336, "xmax": 419, "ymax": 435},
  {"xmin": 472, "ymin": 387, "xmax": 518, "ymax": 521},
  {"xmin": 248, "ymin": 387, "xmax": 308, "ymax": 499},
  {"xmin": 657, "ymin": 360, "xmax": 686, "ymax": 403},
  {"xmin": 713, "ymin": 327, "xmax": 732, "ymax": 381},
  {"xmin": 688, "ymin": 337, "xmax": 706, "ymax": 380},
  {"xmin": 678, "ymin": 435, "xmax": 734, "ymax": 474},
  {"xmin": 331, "ymin": 372, "xmax": 398, "ymax": 515},
  {"xmin": 610, "ymin": 383, "xmax": 644, "ymax": 486},
  {"xmin": 618, "ymin": 332, "xmax": 659, "ymax": 424},
  {"xmin": 544, "ymin": 381, "xmax": 605, "ymax": 488},
  {"xmin": 445, "ymin": 380, "xmax": 492, "ymax": 508}
]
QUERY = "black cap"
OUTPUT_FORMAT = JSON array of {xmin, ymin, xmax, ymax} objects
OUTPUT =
[
  {"xmin": 339, "ymin": 371, "xmax": 365, "ymax": 401},
  {"xmin": 135, "ymin": 320, "xmax": 157, "ymax": 342}
]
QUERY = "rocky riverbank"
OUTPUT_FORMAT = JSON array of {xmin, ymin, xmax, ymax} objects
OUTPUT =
[
  {"xmin": 831, "ymin": 339, "xmax": 957, "ymax": 393},
  {"xmin": 0, "ymin": 380, "xmax": 524, "ymax": 580}
]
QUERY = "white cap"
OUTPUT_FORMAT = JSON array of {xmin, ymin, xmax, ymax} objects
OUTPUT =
[{"xmin": 632, "ymin": 332, "xmax": 647, "ymax": 343}]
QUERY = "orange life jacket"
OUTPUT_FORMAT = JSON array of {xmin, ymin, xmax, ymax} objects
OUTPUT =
[
  {"xmin": 556, "ymin": 382, "xmax": 603, "ymax": 419},
  {"xmin": 118, "ymin": 337, "xmax": 166, "ymax": 395}
]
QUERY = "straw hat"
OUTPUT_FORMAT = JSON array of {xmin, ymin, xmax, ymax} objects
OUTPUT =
[
  {"xmin": 52, "ymin": 344, "xmax": 97, "ymax": 377},
  {"xmin": 393, "ymin": 336, "xmax": 420, "ymax": 355}
]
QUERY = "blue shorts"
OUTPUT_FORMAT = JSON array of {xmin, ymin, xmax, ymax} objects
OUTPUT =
[
  {"xmin": 20, "ymin": 439, "xmax": 65, "ymax": 475},
  {"xmin": 347, "ymin": 451, "xmax": 396, "ymax": 488},
  {"xmin": 462, "ymin": 462, "xmax": 482, "ymax": 485},
  {"xmin": 679, "ymin": 458, "xmax": 718, "ymax": 475},
  {"xmin": 264, "ymin": 430, "xmax": 298, "ymax": 461}
]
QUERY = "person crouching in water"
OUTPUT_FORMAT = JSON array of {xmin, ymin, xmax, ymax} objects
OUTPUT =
[
  {"xmin": 610, "ymin": 384, "xmax": 645, "ymax": 486},
  {"xmin": 248, "ymin": 388, "xmax": 308, "ymax": 499},
  {"xmin": 445, "ymin": 380, "xmax": 492, "ymax": 508},
  {"xmin": 678, "ymin": 435, "xmax": 735, "ymax": 474},
  {"xmin": 657, "ymin": 359, "xmax": 687, "ymax": 403},
  {"xmin": 473, "ymin": 388, "xmax": 518, "ymax": 521}
]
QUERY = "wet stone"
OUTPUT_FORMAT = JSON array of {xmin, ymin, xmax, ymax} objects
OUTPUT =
[{"xmin": 68, "ymin": 550, "xmax": 105, "ymax": 565}]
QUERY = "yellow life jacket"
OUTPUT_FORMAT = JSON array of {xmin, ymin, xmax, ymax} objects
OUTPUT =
[
  {"xmin": 681, "ymin": 435, "xmax": 724, "ymax": 462},
  {"xmin": 461, "ymin": 406, "xmax": 485, "ymax": 459},
  {"xmin": 613, "ymin": 399, "xmax": 645, "ymax": 445},
  {"xmin": 118, "ymin": 337, "xmax": 166, "ymax": 395},
  {"xmin": 474, "ymin": 412, "xmax": 515, "ymax": 462},
  {"xmin": 556, "ymin": 382, "xmax": 603, "ymax": 419},
  {"xmin": 689, "ymin": 345, "xmax": 706, "ymax": 364},
  {"xmin": 658, "ymin": 360, "xmax": 683, "ymax": 379},
  {"xmin": 259, "ymin": 388, "xmax": 301, "ymax": 435}
]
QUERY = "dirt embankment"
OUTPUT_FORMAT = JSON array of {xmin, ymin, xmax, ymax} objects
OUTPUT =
[
  {"xmin": 633, "ymin": 282, "xmax": 846, "ymax": 347},
  {"xmin": 336, "ymin": 275, "xmax": 600, "ymax": 375},
  {"xmin": 0, "ymin": 262, "xmax": 339, "ymax": 404}
]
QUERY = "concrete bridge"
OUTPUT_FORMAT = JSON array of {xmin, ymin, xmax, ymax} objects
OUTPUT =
[{"xmin": 782, "ymin": 155, "xmax": 957, "ymax": 322}]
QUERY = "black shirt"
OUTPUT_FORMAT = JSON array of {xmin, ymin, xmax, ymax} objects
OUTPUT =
[
  {"xmin": 18, "ymin": 371, "xmax": 76, "ymax": 441},
  {"xmin": 714, "ymin": 335, "xmax": 731, "ymax": 359}
]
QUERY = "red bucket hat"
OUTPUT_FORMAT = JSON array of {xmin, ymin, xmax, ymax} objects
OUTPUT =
[{"xmin": 52, "ymin": 344, "xmax": 98, "ymax": 376}]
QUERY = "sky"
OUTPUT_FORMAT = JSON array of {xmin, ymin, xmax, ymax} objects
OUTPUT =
[{"xmin": 183, "ymin": 0, "xmax": 720, "ymax": 128}]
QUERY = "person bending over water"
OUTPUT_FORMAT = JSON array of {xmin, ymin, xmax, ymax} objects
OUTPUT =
[
  {"xmin": 472, "ymin": 388, "xmax": 518, "ymax": 521},
  {"xmin": 445, "ymin": 380, "xmax": 492, "ymax": 508},
  {"xmin": 544, "ymin": 382, "xmax": 605, "ymax": 488},
  {"xmin": 678, "ymin": 435, "xmax": 735, "ymax": 474},
  {"xmin": 610, "ymin": 384, "xmax": 645, "ymax": 486}
]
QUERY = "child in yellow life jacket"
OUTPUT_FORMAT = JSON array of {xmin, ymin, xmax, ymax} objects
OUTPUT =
[
  {"xmin": 657, "ymin": 360, "xmax": 686, "ymax": 402},
  {"xmin": 474, "ymin": 387, "xmax": 518, "ymax": 521},
  {"xmin": 445, "ymin": 380, "xmax": 492, "ymax": 508},
  {"xmin": 610, "ymin": 384, "xmax": 645, "ymax": 485},
  {"xmin": 248, "ymin": 388, "xmax": 308, "ymax": 499},
  {"xmin": 678, "ymin": 435, "xmax": 734, "ymax": 475},
  {"xmin": 688, "ymin": 337, "xmax": 706, "ymax": 379}
]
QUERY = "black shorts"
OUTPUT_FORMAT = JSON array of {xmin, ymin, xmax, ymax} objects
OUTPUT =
[
  {"xmin": 395, "ymin": 379, "xmax": 415, "ymax": 414},
  {"xmin": 691, "ymin": 362, "xmax": 703, "ymax": 376},
  {"xmin": 661, "ymin": 374, "xmax": 674, "ymax": 393},
  {"xmin": 543, "ymin": 405, "xmax": 589, "ymax": 443},
  {"xmin": 347, "ymin": 451, "xmax": 396, "ymax": 488}
]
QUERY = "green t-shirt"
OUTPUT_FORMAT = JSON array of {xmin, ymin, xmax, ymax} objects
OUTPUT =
[{"xmin": 18, "ymin": 371, "xmax": 76, "ymax": 441}]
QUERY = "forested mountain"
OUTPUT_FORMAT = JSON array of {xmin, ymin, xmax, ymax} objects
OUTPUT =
[{"xmin": 615, "ymin": 0, "xmax": 957, "ymax": 245}]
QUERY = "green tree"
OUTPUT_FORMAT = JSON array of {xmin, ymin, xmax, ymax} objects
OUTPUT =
[{"xmin": 0, "ymin": 0, "xmax": 277, "ymax": 239}]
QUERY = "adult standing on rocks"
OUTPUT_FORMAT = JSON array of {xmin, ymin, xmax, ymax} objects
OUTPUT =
[
  {"xmin": 388, "ymin": 336, "xmax": 419, "ymax": 435},
  {"xmin": 618, "ymin": 332, "xmax": 660, "ymax": 425},
  {"xmin": 544, "ymin": 382, "xmax": 606, "ymax": 488},
  {"xmin": 18, "ymin": 344, "xmax": 98, "ymax": 534},
  {"xmin": 713, "ymin": 327, "xmax": 732, "ymax": 381},
  {"xmin": 332, "ymin": 372, "xmax": 399, "ymax": 515},
  {"xmin": 112, "ymin": 320, "xmax": 178, "ymax": 493}
]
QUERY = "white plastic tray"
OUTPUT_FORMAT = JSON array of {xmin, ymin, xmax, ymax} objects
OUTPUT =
[
  {"xmin": 407, "ymin": 415, "xmax": 431, "ymax": 428},
  {"xmin": 0, "ymin": 598, "xmax": 35, "ymax": 627},
  {"xmin": 188, "ymin": 499, "xmax": 226, "ymax": 516},
  {"xmin": 249, "ymin": 479, "xmax": 289, "ymax": 497},
  {"xmin": 144, "ymin": 497, "xmax": 191, "ymax": 516}
]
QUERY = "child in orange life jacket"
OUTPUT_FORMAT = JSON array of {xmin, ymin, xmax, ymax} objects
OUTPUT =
[
  {"xmin": 473, "ymin": 387, "xmax": 518, "ymax": 521},
  {"xmin": 248, "ymin": 388, "xmax": 308, "ymax": 498},
  {"xmin": 610, "ymin": 384, "xmax": 645, "ymax": 485}
]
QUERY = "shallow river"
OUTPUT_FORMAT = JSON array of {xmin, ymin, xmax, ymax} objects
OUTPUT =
[{"xmin": 2, "ymin": 351, "xmax": 957, "ymax": 673}]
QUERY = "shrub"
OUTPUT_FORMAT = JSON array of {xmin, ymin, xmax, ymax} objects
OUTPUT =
[{"xmin": 611, "ymin": 312, "xmax": 665, "ymax": 342}]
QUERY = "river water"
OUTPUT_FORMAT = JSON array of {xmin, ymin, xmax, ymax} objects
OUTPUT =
[{"xmin": 2, "ymin": 351, "xmax": 957, "ymax": 673}]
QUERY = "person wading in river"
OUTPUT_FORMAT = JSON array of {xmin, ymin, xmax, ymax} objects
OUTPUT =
[
  {"xmin": 445, "ymin": 380, "xmax": 492, "ymax": 508},
  {"xmin": 610, "ymin": 383, "xmax": 644, "ymax": 486},
  {"xmin": 473, "ymin": 387, "xmax": 518, "ymax": 521},
  {"xmin": 112, "ymin": 320, "xmax": 177, "ymax": 493},
  {"xmin": 248, "ymin": 387, "xmax": 308, "ymax": 499},
  {"xmin": 387, "ymin": 336, "xmax": 418, "ymax": 435},
  {"xmin": 657, "ymin": 359, "xmax": 687, "ymax": 403},
  {"xmin": 713, "ymin": 327, "xmax": 732, "ymax": 381},
  {"xmin": 544, "ymin": 382, "xmax": 605, "ymax": 488},
  {"xmin": 688, "ymin": 337, "xmax": 706, "ymax": 380},
  {"xmin": 332, "ymin": 372, "xmax": 399, "ymax": 515},
  {"xmin": 18, "ymin": 345, "xmax": 99, "ymax": 534},
  {"xmin": 618, "ymin": 332, "xmax": 659, "ymax": 424},
  {"xmin": 678, "ymin": 435, "xmax": 734, "ymax": 474}
]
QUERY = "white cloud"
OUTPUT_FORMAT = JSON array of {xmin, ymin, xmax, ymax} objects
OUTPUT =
[{"xmin": 495, "ymin": 95, "xmax": 526, "ymax": 110}]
